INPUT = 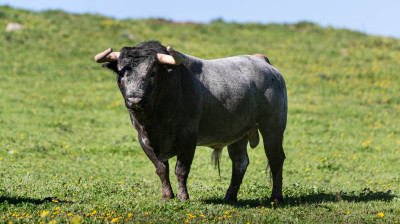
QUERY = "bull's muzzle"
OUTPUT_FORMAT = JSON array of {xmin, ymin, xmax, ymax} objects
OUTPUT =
[{"xmin": 126, "ymin": 97, "xmax": 143, "ymax": 108}]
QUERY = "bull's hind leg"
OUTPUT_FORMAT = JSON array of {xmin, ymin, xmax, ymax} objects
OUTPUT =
[
  {"xmin": 224, "ymin": 136, "xmax": 249, "ymax": 201},
  {"xmin": 259, "ymin": 125, "xmax": 286, "ymax": 202}
]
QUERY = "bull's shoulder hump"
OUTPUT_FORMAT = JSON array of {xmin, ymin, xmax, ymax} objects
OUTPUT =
[
  {"xmin": 182, "ymin": 54, "xmax": 281, "ymax": 81},
  {"xmin": 204, "ymin": 55, "xmax": 276, "ymax": 73},
  {"xmin": 206, "ymin": 55, "xmax": 260, "ymax": 63},
  {"xmin": 183, "ymin": 54, "xmax": 269, "ymax": 68}
]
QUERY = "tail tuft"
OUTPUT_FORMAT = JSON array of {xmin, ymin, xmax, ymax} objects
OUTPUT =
[
  {"xmin": 266, "ymin": 162, "xmax": 272, "ymax": 182},
  {"xmin": 253, "ymin": 54, "xmax": 272, "ymax": 65}
]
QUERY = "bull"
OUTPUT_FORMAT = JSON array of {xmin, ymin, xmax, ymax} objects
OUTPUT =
[{"xmin": 94, "ymin": 41, "xmax": 287, "ymax": 202}]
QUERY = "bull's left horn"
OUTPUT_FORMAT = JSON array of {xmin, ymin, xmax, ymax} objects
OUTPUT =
[
  {"xmin": 157, "ymin": 46, "xmax": 182, "ymax": 65},
  {"xmin": 94, "ymin": 48, "xmax": 120, "ymax": 63}
]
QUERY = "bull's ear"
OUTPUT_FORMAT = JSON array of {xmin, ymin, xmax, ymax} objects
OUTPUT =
[{"xmin": 102, "ymin": 62, "xmax": 118, "ymax": 73}]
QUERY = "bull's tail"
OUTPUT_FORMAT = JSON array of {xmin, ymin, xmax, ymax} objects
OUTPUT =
[
  {"xmin": 266, "ymin": 161, "xmax": 273, "ymax": 182},
  {"xmin": 211, "ymin": 147, "xmax": 223, "ymax": 179},
  {"xmin": 253, "ymin": 54, "xmax": 272, "ymax": 65}
]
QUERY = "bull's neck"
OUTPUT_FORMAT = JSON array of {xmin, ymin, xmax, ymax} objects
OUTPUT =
[
  {"xmin": 174, "ymin": 52, "xmax": 204, "ymax": 76},
  {"xmin": 141, "ymin": 69, "xmax": 182, "ymax": 125}
]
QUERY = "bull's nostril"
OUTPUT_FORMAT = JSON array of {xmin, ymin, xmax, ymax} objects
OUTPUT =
[
  {"xmin": 126, "ymin": 97, "xmax": 143, "ymax": 108},
  {"xmin": 130, "ymin": 97, "xmax": 142, "ymax": 104}
]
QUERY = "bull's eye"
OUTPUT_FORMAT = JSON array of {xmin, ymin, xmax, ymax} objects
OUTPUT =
[
  {"xmin": 117, "ymin": 74, "xmax": 122, "ymax": 84},
  {"xmin": 149, "ymin": 71, "xmax": 156, "ymax": 77},
  {"xmin": 117, "ymin": 69, "xmax": 124, "ymax": 76},
  {"xmin": 118, "ymin": 66, "xmax": 131, "ymax": 75}
]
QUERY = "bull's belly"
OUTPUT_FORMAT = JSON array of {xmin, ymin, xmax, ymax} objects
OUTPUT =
[
  {"xmin": 195, "ymin": 102, "xmax": 259, "ymax": 147},
  {"xmin": 196, "ymin": 122, "xmax": 255, "ymax": 147}
]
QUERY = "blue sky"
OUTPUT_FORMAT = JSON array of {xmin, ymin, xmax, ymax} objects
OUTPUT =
[{"xmin": 1, "ymin": 0, "xmax": 399, "ymax": 38}]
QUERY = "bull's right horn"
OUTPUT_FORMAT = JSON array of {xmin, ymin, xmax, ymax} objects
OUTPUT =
[
  {"xmin": 94, "ymin": 48, "xmax": 120, "ymax": 63},
  {"xmin": 157, "ymin": 46, "xmax": 182, "ymax": 65}
]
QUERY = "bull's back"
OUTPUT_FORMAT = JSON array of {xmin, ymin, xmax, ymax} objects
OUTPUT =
[{"xmin": 194, "ymin": 55, "xmax": 286, "ymax": 147}]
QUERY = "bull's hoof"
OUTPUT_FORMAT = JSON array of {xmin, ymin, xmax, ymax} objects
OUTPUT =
[
  {"xmin": 162, "ymin": 193, "xmax": 174, "ymax": 201},
  {"xmin": 270, "ymin": 195, "xmax": 284, "ymax": 203},
  {"xmin": 223, "ymin": 195, "xmax": 238, "ymax": 202},
  {"xmin": 162, "ymin": 188, "xmax": 174, "ymax": 201},
  {"xmin": 177, "ymin": 192, "xmax": 189, "ymax": 201}
]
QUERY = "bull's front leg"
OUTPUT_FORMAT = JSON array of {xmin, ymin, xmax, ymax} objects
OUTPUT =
[
  {"xmin": 175, "ymin": 132, "xmax": 197, "ymax": 201},
  {"xmin": 132, "ymin": 115, "xmax": 174, "ymax": 199},
  {"xmin": 156, "ymin": 161, "xmax": 174, "ymax": 199},
  {"xmin": 140, "ymin": 139, "xmax": 174, "ymax": 200},
  {"xmin": 175, "ymin": 152, "xmax": 195, "ymax": 201}
]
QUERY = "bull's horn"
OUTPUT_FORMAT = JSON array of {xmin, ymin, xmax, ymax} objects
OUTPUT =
[
  {"xmin": 94, "ymin": 48, "xmax": 120, "ymax": 63},
  {"xmin": 156, "ymin": 46, "xmax": 182, "ymax": 65}
]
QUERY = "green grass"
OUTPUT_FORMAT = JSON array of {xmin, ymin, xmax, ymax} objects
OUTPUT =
[{"xmin": 1, "ymin": 5, "xmax": 400, "ymax": 223}]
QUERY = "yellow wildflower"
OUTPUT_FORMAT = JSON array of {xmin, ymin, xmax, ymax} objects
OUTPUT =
[
  {"xmin": 41, "ymin": 211, "xmax": 50, "ymax": 217},
  {"xmin": 70, "ymin": 215, "xmax": 83, "ymax": 224},
  {"xmin": 362, "ymin": 140, "xmax": 372, "ymax": 147}
]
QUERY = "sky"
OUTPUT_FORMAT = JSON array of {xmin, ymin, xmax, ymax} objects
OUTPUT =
[{"xmin": 1, "ymin": 0, "xmax": 400, "ymax": 38}]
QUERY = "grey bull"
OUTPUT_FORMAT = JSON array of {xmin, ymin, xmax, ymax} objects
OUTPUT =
[{"xmin": 94, "ymin": 41, "xmax": 287, "ymax": 202}]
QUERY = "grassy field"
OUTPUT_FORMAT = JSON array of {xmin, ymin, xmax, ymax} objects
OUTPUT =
[{"xmin": 0, "ymin": 5, "xmax": 399, "ymax": 223}]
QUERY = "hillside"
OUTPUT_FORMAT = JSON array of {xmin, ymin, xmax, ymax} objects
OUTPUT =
[{"xmin": 0, "ymin": 5, "xmax": 399, "ymax": 223}]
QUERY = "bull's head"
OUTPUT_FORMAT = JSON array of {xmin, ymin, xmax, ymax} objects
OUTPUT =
[{"xmin": 94, "ymin": 41, "xmax": 182, "ymax": 116}]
